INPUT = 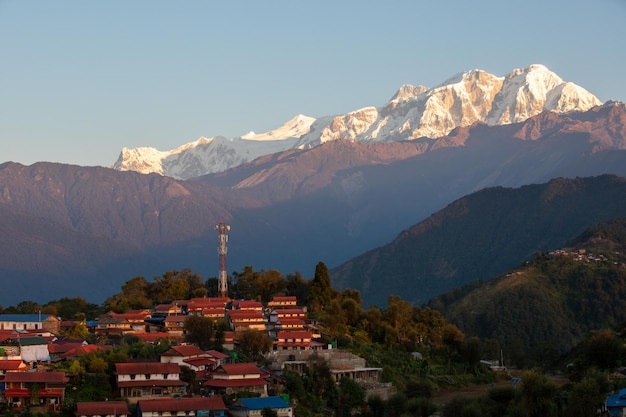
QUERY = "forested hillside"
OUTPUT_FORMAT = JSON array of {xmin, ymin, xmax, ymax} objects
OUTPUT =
[
  {"xmin": 429, "ymin": 217, "xmax": 626, "ymax": 366},
  {"xmin": 331, "ymin": 175, "xmax": 626, "ymax": 307}
]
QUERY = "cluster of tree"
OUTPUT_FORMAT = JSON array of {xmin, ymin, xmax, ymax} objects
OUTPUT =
[{"xmin": 439, "ymin": 368, "xmax": 614, "ymax": 417}]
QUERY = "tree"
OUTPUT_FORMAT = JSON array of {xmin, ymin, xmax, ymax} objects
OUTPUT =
[
  {"xmin": 408, "ymin": 397, "xmax": 438, "ymax": 417},
  {"xmin": 119, "ymin": 277, "xmax": 152, "ymax": 309},
  {"xmin": 184, "ymin": 315, "xmax": 214, "ymax": 350},
  {"xmin": 237, "ymin": 329, "xmax": 273, "ymax": 362},
  {"xmin": 261, "ymin": 407, "xmax": 278, "ymax": 417},
  {"xmin": 565, "ymin": 369, "xmax": 611, "ymax": 417},
  {"xmin": 338, "ymin": 377, "xmax": 365, "ymax": 417},
  {"xmin": 149, "ymin": 270, "xmax": 191, "ymax": 303},
  {"xmin": 309, "ymin": 262, "xmax": 333, "ymax": 312},
  {"xmin": 519, "ymin": 369, "xmax": 557, "ymax": 417},
  {"xmin": 285, "ymin": 271, "xmax": 309, "ymax": 302},
  {"xmin": 256, "ymin": 269, "xmax": 286, "ymax": 302},
  {"xmin": 88, "ymin": 357, "xmax": 107, "ymax": 374},
  {"xmin": 304, "ymin": 355, "xmax": 338, "ymax": 410},
  {"xmin": 584, "ymin": 329, "xmax": 623, "ymax": 369}
]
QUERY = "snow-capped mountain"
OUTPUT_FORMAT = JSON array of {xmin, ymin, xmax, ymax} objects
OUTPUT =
[
  {"xmin": 111, "ymin": 115, "xmax": 315, "ymax": 179},
  {"xmin": 113, "ymin": 65, "xmax": 602, "ymax": 179}
]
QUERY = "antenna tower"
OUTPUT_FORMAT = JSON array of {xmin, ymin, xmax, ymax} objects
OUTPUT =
[{"xmin": 214, "ymin": 221, "xmax": 230, "ymax": 298}]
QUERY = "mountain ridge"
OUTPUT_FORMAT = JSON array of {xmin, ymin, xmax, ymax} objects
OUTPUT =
[
  {"xmin": 330, "ymin": 174, "xmax": 626, "ymax": 307},
  {"xmin": 112, "ymin": 64, "xmax": 602, "ymax": 180},
  {"xmin": 1, "ymin": 103, "xmax": 626, "ymax": 306}
]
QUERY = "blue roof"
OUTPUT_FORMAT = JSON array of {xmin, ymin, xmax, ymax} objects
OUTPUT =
[
  {"xmin": 607, "ymin": 388, "xmax": 626, "ymax": 407},
  {"xmin": 235, "ymin": 397, "xmax": 291, "ymax": 410},
  {"xmin": 0, "ymin": 314, "xmax": 52, "ymax": 322}
]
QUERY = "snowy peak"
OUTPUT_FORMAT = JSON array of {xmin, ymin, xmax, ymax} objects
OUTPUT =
[
  {"xmin": 112, "ymin": 64, "xmax": 604, "ymax": 179},
  {"xmin": 111, "ymin": 116, "xmax": 314, "ymax": 179},
  {"xmin": 296, "ymin": 64, "xmax": 601, "ymax": 147},
  {"xmin": 240, "ymin": 114, "xmax": 315, "ymax": 141}
]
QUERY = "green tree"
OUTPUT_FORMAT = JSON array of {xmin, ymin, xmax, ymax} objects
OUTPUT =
[
  {"xmin": 184, "ymin": 315, "xmax": 215, "ymax": 350},
  {"xmin": 565, "ymin": 369, "xmax": 610, "ymax": 417},
  {"xmin": 309, "ymin": 262, "xmax": 333, "ymax": 312},
  {"xmin": 237, "ymin": 329, "xmax": 273, "ymax": 362},
  {"xmin": 584, "ymin": 329, "xmax": 623, "ymax": 370},
  {"xmin": 180, "ymin": 365, "xmax": 199, "ymax": 395},
  {"xmin": 408, "ymin": 397, "xmax": 438, "ymax": 417},
  {"xmin": 261, "ymin": 407, "xmax": 278, "ymax": 417},
  {"xmin": 149, "ymin": 270, "xmax": 191, "ymax": 303},
  {"xmin": 231, "ymin": 266, "xmax": 258, "ymax": 300},
  {"xmin": 285, "ymin": 271, "xmax": 310, "ymax": 302},
  {"xmin": 119, "ymin": 276, "xmax": 152, "ymax": 309},
  {"xmin": 337, "ymin": 377, "xmax": 365, "ymax": 417},
  {"xmin": 256, "ymin": 269, "xmax": 286, "ymax": 302},
  {"xmin": 519, "ymin": 369, "xmax": 557, "ymax": 417},
  {"xmin": 88, "ymin": 356, "xmax": 108, "ymax": 374},
  {"xmin": 304, "ymin": 355, "xmax": 338, "ymax": 409}
]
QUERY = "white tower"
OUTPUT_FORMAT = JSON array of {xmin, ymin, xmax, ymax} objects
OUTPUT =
[{"xmin": 214, "ymin": 221, "xmax": 230, "ymax": 298}]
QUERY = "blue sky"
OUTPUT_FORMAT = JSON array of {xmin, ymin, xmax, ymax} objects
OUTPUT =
[{"xmin": 1, "ymin": 0, "xmax": 625, "ymax": 167}]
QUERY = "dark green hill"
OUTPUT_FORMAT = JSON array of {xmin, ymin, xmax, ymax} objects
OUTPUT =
[
  {"xmin": 330, "ymin": 175, "xmax": 626, "ymax": 307},
  {"xmin": 428, "ymin": 217, "xmax": 626, "ymax": 364}
]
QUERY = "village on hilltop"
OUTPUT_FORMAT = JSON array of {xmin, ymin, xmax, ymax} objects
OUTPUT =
[{"xmin": 0, "ymin": 292, "xmax": 394, "ymax": 417}]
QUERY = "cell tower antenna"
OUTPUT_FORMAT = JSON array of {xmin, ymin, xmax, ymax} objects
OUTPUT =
[{"xmin": 214, "ymin": 221, "xmax": 230, "ymax": 298}]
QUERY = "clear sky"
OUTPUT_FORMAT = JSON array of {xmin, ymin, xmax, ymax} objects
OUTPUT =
[{"xmin": 1, "ymin": 0, "xmax": 625, "ymax": 168}]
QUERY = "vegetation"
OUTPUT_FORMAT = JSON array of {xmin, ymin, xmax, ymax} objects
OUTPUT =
[
  {"xmin": 430, "ymin": 217, "xmax": 626, "ymax": 367},
  {"xmin": 5, "ymin": 217, "xmax": 626, "ymax": 416}
]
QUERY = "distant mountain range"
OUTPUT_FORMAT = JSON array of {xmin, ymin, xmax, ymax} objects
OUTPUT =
[
  {"xmin": 1, "ymin": 65, "xmax": 625, "ymax": 308},
  {"xmin": 112, "ymin": 65, "xmax": 601, "ymax": 180},
  {"xmin": 331, "ymin": 175, "xmax": 626, "ymax": 307}
]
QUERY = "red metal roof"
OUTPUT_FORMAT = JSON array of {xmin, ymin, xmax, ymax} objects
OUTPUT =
[
  {"xmin": 216, "ymin": 363, "xmax": 261, "ymax": 376},
  {"xmin": 75, "ymin": 401, "xmax": 130, "ymax": 416},
  {"xmin": 161, "ymin": 345, "xmax": 207, "ymax": 357},
  {"xmin": 270, "ymin": 296, "xmax": 297, "ymax": 302},
  {"xmin": 110, "ymin": 312, "xmax": 150, "ymax": 321},
  {"xmin": 231, "ymin": 300, "xmax": 264, "ymax": 310},
  {"xmin": 4, "ymin": 371, "xmax": 68, "ymax": 384},
  {"xmin": 48, "ymin": 340, "xmax": 86, "ymax": 354},
  {"xmin": 164, "ymin": 315, "xmax": 190, "ymax": 324},
  {"xmin": 183, "ymin": 357, "xmax": 216, "ymax": 367},
  {"xmin": 202, "ymin": 308, "xmax": 226, "ymax": 316},
  {"xmin": 206, "ymin": 350, "xmax": 229, "ymax": 360},
  {"xmin": 0, "ymin": 360, "xmax": 27, "ymax": 371},
  {"xmin": 227, "ymin": 310, "xmax": 264, "ymax": 320},
  {"xmin": 138, "ymin": 397, "xmax": 226, "ymax": 412},
  {"xmin": 277, "ymin": 330, "xmax": 312, "ymax": 339},
  {"xmin": 115, "ymin": 362, "xmax": 180, "ymax": 375},
  {"xmin": 273, "ymin": 309, "xmax": 305, "ymax": 315},
  {"xmin": 116, "ymin": 380, "xmax": 184, "ymax": 388},
  {"xmin": 62, "ymin": 344, "xmax": 105, "ymax": 358},
  {"xmin": 204, "ymin": 377, "xmax": 268, "ymax": 388}
]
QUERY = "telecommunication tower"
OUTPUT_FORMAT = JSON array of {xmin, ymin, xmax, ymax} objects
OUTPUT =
[{"xmin": 214, "ymin": 221, "xmax": 230, "ymax": 298}]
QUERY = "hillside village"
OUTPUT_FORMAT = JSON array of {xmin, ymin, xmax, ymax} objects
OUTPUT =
[{"xmin": 0, "ymin": 293, "xmax": 394, "ymax": 417}]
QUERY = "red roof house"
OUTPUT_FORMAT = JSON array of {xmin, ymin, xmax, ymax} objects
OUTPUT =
[
  {"xmin": 137, "ymin": 397, "xmax": 227, "ymax": 417},
  {"xmin": 4, "ymin": 371, "xmax": 69, "ymax": 412},
  {"xmin": 115, "ymin": 362, "xmax": 184, "ymax": 402},
  {"xmin": 75, "ymin": 401, "xmax": 130, "ymax": 417},
  {"xmin": 204, "ymin": 363, "xmax": 268, "ymax": 396}
]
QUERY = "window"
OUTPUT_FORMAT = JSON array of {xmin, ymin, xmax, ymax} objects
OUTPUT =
[
  {"xmin": 145, "ymin": 374, "xmax": 151, "ymax": 380},
  {"xmin": 130, "ymin": 375, "xmax": 136, "ymax": 380}
]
